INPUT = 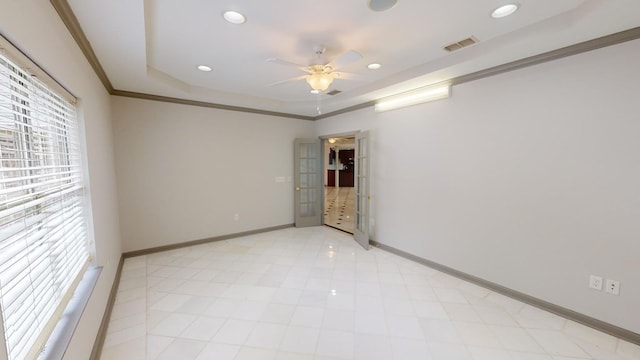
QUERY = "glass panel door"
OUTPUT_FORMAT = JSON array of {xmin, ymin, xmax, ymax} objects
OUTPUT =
[
  {"xmin": 294, "ymin": 138, "xmax": 322, "ymax": 227},
  {"xmin": 354, "ymin": 131, "xmax": 370, "ymax": 249}
]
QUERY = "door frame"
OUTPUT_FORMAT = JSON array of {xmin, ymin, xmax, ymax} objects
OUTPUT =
[{"xmin": 319, "ymin": 131, "xmax": 367, "ymax": 239}]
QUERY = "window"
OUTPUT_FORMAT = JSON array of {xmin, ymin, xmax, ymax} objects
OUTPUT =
[{"xmin": 0, "ymin": 50, "xmax": 91, "ymax": 360}]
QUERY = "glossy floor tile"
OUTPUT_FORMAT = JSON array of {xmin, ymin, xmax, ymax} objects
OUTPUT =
[
  {"xmin": 101, "ymin": 227, "xmax": 640, "ymax": 360},
  {"xmin": 324, "ymin": 187, "xmax": 355, "ymax": 234}
]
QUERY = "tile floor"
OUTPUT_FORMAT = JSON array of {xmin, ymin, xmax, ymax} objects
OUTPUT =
[
  {"xmin": 324, "ymin": 187, "xmax": 355, "ymax": 234},
  {"xmin": 101, "ymin": 227, "xmax": 640, "ymax": 360}
]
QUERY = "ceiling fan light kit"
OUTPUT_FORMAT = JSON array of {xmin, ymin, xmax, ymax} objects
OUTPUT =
[
  {"xmin": 375, "ymin": 84, "xmax": 451, "ymax": 112},
  {"xmin": 305, "ymin": 66, "xmax": 336, "ymax": 92},
  {"xmin": 306, "ymin": 74, "xmax": 333, "ymax": 91}
]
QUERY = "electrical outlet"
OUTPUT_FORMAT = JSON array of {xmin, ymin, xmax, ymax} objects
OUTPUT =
[
  {"xmin": 605, "ymin": 279, "xmax": 620, "ymax": 295},
  {"xmin": 234, "ymin": 213, "xmax": 240, "ymax": 221},
  {"xmin": 589, "ymin": 275, "xmax": 603, "ymax": 290}
]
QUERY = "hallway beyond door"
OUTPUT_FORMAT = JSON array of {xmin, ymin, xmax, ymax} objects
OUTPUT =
[{"xmin": 324, "ymin": 186, "xmax": 355, "ymax": 234}]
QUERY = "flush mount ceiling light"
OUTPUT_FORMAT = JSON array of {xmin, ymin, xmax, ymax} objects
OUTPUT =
[
  {"xmin": 328, "ymin": 138, "xmax": 337, "ymax": 144},
  {"xmin": 375, "ymin": 84, "xmax": 451, "ymax": 112},
  {"xmin": 491, "ymin": 4, "xmax": 519, "ymax": 18},
  {"xmin": 367, "ymin": 63, "xmax": 381, "ymax": 70},
  {"xmin": 197, "ymin": 65, "xmax": 212, "ymax": 72},
  {"xmin": 223, "ymin": 10, "xmax": 246, "ymax": 24}
]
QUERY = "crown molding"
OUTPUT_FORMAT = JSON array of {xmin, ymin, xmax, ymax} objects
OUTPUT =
[
  {"xmin": 450, "ymin": 26, "xmax": 640, "ymax": 88},
  {"xmin": 51, "ymin": 0, "xmax": 114, "ymax": 93},
  {"xmin": 111, "ymin": 89, "xmax": 316, "ymax": 121},
  {"xmin": 51, "ymin": 0, "xmax": 640, "ymax": 121}
]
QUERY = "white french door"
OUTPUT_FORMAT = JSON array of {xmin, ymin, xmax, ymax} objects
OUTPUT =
[
  {"xmin": 294, "ymin": 138, "xmax": 323, "ymax": 227},
  {"xmin": 354, "ymin": 131, "xmax": 370, "ymax": 249}
]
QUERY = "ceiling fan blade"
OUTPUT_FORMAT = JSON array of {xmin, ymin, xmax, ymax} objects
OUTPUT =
[
  {"xmin": 330, "ymin": 50, "xmax": 362, "ymax": 70},
  {"xmin": 266, "ymin": 58, "xmax": 309, "ymax": 72},
  {"xmin": 333, "ymin": 72, "xmax": 361, "ymax": 80},
  {"xmin": 267, "ymin": 75, "xmax": 307, "ymax": 87}
]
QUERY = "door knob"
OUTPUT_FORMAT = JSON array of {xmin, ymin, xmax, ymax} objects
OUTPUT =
[{"xmin": 295, "ymin": 187, "xmax": 300, "ymax": 191}]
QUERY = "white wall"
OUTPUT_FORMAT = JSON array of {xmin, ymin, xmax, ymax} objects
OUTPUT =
[
  {"xmin": 315, "ymin": 39, "xmax": 640, "ymax": 333},
  {"xmin": 0, "ymin": 1, "xmax": 123, "ymax": 359},
  {"xmin": 112, "ymin": 97, "xmax": 315, "ymax": 252},
  {"xmin": 3, "ymin": 3, "xmax": 637, "ymax": 354}
]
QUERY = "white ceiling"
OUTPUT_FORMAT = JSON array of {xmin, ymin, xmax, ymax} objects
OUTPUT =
[{"xmin": 67, "ymin": 0, "xmax": 640, "ymax": 118}]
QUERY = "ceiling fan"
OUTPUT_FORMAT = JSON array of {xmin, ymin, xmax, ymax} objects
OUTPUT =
[{"xmin": 266, "ymin": 45, "xmax": 362, "ymax": 93}]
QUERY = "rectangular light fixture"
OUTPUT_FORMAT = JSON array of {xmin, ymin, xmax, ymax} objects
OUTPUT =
[{"xmin": 374, "ymin": 84, "xmax": 451, "ymax": 112}]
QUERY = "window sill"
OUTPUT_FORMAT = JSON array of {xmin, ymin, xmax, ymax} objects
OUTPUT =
[{"xmin": 38, "ymin": 266, "xmax": 102, "ymax": 360}]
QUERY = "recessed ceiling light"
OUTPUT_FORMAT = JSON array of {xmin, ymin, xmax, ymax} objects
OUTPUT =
[
  {"xmin": 223, "ymin": 10, "xmax": 246, "ymax": 24},
  {"xmin": 367, "ymin": 63, "xmax": 381, "ymax": 70},
  {"xmin": 368, "ymin": 0, "xmax": 398, "ymax": 11},
  {"xmin": 197, "ymin": 65, "xmax": 212, "ymax": 72},
  {"xmin": 310, "ymin": 89, "xmax": 320, "ymax": 94},
  {"xmin": 491, "ymin": 4, "xmax": 519, "ymax": 18}
]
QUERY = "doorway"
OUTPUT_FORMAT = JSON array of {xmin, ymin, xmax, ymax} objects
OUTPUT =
[
  {"xmin": 294, "ymin": 133, "xmax": 370, "ymax": 249},
  {"xmin": 323, "ymin": 137, "xmax": 355, "ymax": 234}
]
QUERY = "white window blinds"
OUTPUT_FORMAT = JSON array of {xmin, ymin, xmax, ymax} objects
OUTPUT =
[{"xmin": 0, "ymin": 52, "xmax": 90, "ymax": 360}]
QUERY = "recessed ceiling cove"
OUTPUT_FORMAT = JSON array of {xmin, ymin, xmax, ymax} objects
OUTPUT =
[{"xmin": 67, "ymin": 0, "xmax": 640, "ymax": 117}]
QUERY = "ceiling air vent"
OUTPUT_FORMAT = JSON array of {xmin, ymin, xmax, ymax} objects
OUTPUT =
[
  {"xmin": 443, "ymin": 36, "xmax": 478, "ymax": 52},
  {"xmin": 327, "ymin": 90, "xmax": 342, "ymax": 96}
]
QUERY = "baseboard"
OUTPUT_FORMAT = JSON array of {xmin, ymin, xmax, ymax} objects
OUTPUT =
[
  {"xmin": 370, "ymin": 240, "xmax": 640, "ymax": 346},
  {"xmin": 89, "ymin": 256, "xmax": 124, "ymax": 360},
  {"xmin": 122, "ymin": 224, "xmax": 294, "ymax": 258},
  {"xmin": 92, "ymin": 227, "xmax": 637, "ymax": 358},
  {"xmin": 90, "ymin": 224, "xmax": 295, "ymax": 358}
]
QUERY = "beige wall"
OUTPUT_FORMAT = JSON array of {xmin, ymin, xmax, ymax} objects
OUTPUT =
[
  {"xmin": 0, "ymin": 1, "xmax": 123, "ymax": 359},
  {"xmin": 2, "ymin": 1, "xmax": 638, "ymax": 356},
  {"xmin": 315, "ymin": 39, "xmax": 640, "ymax": 333},
  {"xmin": 112, "ymin": 97, "xmax": 315, "ymax": 252}
]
